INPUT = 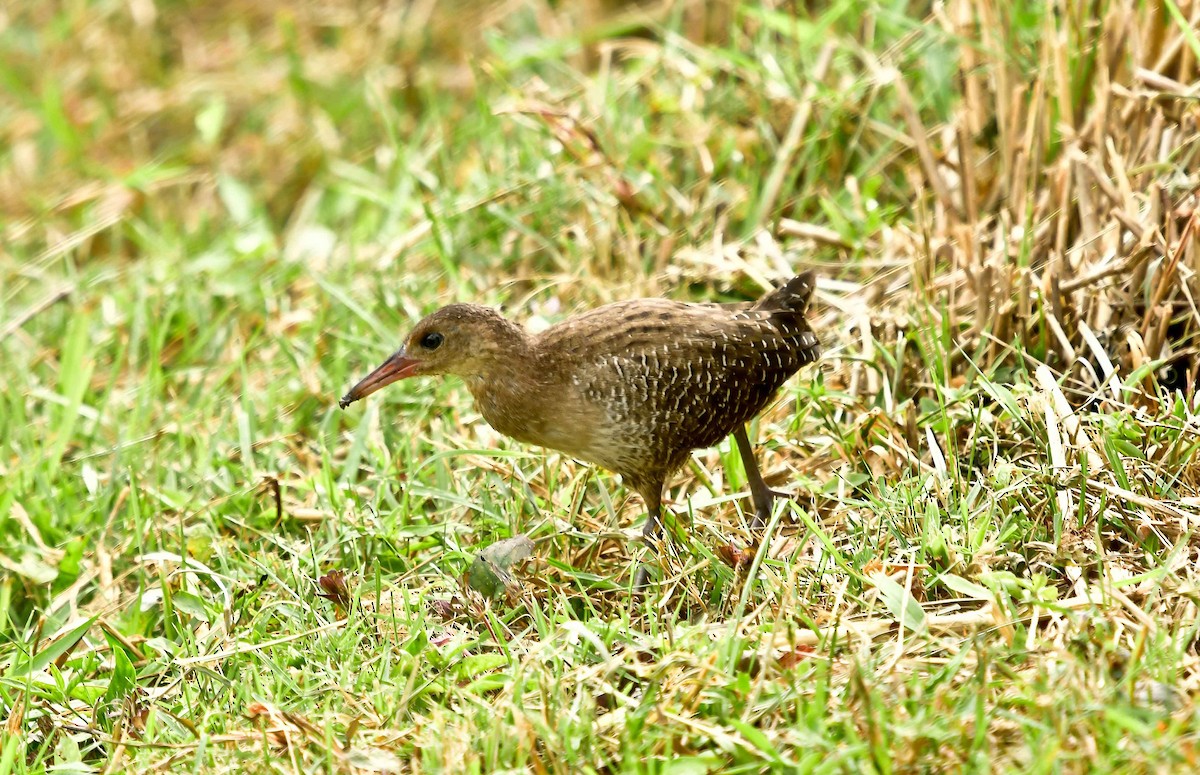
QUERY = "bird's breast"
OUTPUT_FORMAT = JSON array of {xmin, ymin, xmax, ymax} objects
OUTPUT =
[{"xmin": 467, "ymin": 374, "xmax": 609, "ymax": 467}]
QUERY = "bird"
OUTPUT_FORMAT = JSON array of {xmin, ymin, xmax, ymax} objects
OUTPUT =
[{"xmin": 339, "ymin": 273, "xmax": 820, "ymax": 590}]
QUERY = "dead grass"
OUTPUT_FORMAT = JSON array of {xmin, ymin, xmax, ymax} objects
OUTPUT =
[{"xmin": 3, "ymin": 0, "xmax": 1200, "ymax": 772}]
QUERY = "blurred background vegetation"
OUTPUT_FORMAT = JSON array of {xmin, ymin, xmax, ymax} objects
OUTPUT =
[{"xmin": 3, "ymin": 0, "xmax": 1200, "ymax": 771}]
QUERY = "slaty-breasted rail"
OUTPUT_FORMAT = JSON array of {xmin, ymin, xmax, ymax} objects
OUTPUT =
[{"xmin": 340, "ymin": 273, "xmax": 820, "ymax": 589}]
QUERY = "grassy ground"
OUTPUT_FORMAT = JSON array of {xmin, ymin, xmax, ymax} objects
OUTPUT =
[{"xmin": 3, "ymin": 0, "xmax": 1200, "ymax": 771}]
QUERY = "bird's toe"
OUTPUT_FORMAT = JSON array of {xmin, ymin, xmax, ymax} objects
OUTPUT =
[{"xmin": 632, "ymin": 563, "xmax": 653, "ymax": 592}]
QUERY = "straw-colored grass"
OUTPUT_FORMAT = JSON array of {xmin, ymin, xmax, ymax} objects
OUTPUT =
[{"xmin": 3, "ymin": 0, "xmax": 1200, "ymax": 771}]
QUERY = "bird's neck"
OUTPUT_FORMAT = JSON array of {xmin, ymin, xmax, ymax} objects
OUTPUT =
[{"xmin": 463, "ymin": 336, "xmax": 569, "ymax": 449}]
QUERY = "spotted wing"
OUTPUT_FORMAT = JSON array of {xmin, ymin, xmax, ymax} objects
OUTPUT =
[{"xmin": 557, "ymin": 296, "xmax": 819, "ymax": 472}]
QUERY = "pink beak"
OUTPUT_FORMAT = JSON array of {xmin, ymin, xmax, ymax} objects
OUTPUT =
[{"xmin": 339, "ymin": 349, "xmax": 420, "ymax": 408}]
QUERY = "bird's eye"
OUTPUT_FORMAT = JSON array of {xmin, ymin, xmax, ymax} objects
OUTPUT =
[{"xmin": 419, "ymin": 332, "xmax": 444, "ymax": 350}]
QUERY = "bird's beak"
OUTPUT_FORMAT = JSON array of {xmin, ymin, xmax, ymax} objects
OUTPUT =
[{"xmin": 339, "ymin": 348, "xmax": 420, "ymax": 408}]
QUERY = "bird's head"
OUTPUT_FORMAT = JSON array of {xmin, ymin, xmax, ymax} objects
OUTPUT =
[{"xmin": 339, "ymin": 304, "xmax": 523, "ymax": 408}]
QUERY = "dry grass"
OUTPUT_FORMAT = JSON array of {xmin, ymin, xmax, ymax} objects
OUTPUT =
[{"xmin": 3, "ymin": 0, "xmax": 1200, "ymax": 772}]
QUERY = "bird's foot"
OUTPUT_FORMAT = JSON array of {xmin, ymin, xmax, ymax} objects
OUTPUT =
[
  {"xmin": 749, "ymin": 489, "xmax": 793, "ymax": 531},
  {"xmin": 632, "ymin": 562, "xmax": 652, "ymax": 593}
]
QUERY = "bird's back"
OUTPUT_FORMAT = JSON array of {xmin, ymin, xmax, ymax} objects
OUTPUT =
[{"xmin": 536, "ymin": 273, "xmax": 820, "ymax": 481}]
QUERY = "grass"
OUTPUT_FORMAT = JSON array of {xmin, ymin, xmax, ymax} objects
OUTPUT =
[{"xmin": 3, "ymin": 0, "xmax": 1200, "ymax": 771}]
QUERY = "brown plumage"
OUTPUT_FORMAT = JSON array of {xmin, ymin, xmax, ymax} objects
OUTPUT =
[{"xmin": 340, "ymin": 273, "xmax": 820, "ymax": 588}]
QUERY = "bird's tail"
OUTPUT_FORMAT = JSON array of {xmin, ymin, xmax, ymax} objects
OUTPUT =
[{"xmin": 754, "ymin": 271, "xmax": 817, "ymax": 314}]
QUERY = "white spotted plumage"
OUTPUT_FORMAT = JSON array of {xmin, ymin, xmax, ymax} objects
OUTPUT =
[{"xmin": 360, "ymin": 273, "xmax": 821, "ymax": 544}]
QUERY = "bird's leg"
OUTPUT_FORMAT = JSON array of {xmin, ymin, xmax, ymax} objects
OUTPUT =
[
  {"xmin": 632, "ymin": 484, "xmax": 664, "ymax": 592},
  {"xmin": 733, "ymin": 425, "xmax": 778, "ymax": 532}
]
